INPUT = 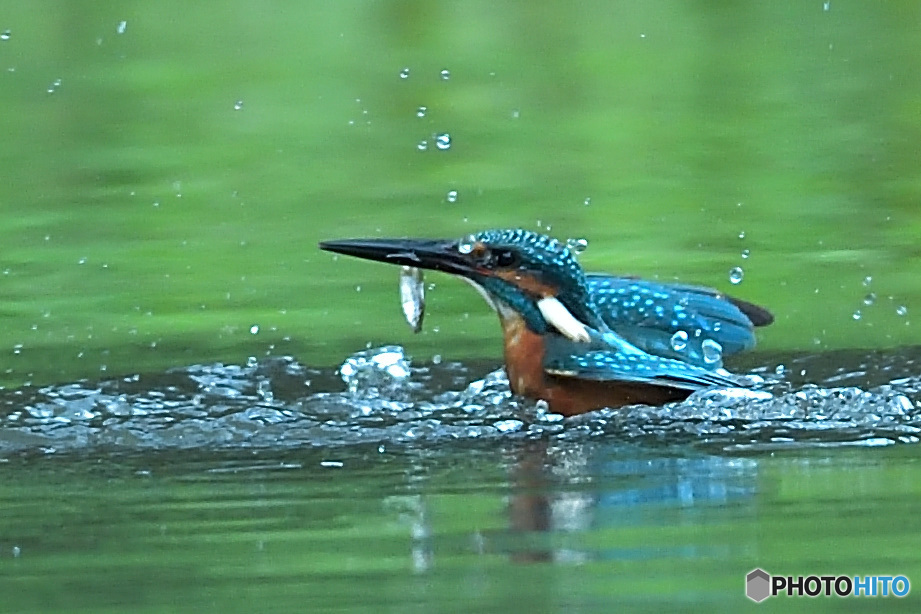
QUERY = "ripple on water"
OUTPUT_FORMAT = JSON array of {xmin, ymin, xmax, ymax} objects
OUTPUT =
[{"xmin": 0, "ymin": 347, "xmax": 920, "ymax": 455}]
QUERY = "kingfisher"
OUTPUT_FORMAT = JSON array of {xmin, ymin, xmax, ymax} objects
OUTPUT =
[{"xmin": 319, "ymin": 229, "xmax": 772, "ymax": 416}]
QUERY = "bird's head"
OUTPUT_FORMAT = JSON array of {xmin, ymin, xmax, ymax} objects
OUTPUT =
[{"xmin": 319, "ymin": 228, "xmax": 606, "ymax": 342}]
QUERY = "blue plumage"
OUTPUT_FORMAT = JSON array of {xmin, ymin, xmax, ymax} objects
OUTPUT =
[
  {"xmin": 472, "ymin": 229, "xmax": 763, "ymax": 378},
  {"xmin": 586, "ymin": 275, "xmax": 757, "ymax": 368},
  {"xmin": 544, "ymin": 346, "xmax": 743, "ymax": 390},
  {"xmin": 474, "ymin": 229, "xmax": 771, "ymax": 395},
  {"xmin": 542, "ymin": 327, "xmax": 745, "ymax": 392}
]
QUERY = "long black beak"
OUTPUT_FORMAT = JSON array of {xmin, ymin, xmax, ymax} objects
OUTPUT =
[{"xmin": 319, "ymin": 237, "xmax": 476, "ymax": 277}]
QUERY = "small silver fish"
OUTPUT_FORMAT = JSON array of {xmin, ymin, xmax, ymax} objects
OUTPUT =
[{"xmin": 399, "ymin": 266, "xmax": 425, "ymax": 333}]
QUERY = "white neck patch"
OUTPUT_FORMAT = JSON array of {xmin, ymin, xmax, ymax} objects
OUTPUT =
[{"xmin": 537, "ymin": 296, "xmax": 590, "ymax": 343}]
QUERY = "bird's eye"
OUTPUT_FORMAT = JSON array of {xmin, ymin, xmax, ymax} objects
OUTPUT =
[{"xmin": 493, "ymin": 250, "xmax": 518, "ymax": 267}]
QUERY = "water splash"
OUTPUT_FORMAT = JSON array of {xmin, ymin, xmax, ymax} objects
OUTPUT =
[{"xmin": 0, "ymin": 346, "xmax": 919, "ymax": 457}]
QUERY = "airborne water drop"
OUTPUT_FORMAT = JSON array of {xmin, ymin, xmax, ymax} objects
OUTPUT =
[
  {"xmin": 729, "ymin": 266, "xmax": 744, "ymax": 285},
  {"xmin": 701, "ymin": 339, "xmax": 723, "ymax": 364},
  {"xmin": 670, "ymin": 330, "xmax": 688, "ymax": 352},
  {"xmin": 434, "ymin": 133, "xmax": 451, "ymax": 150},
  {"xmin": 565, "ymin": 237, "xmax": 588, "ymax": 254}
]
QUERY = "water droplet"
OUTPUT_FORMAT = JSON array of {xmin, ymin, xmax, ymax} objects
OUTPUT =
[
  {"xmin": 897, "ymin": 305, "xmax": 908, "ymax": 317},
  {"xmin": 741, "ymin": 249, "xmax": 750, "ymax": 259},
  {"xmin": 738, "ymin": 231, "xmax": 746, "ymax": 239},
  {"xmin": 565, "ymin": 237, "xmax": 588, "ymax": 254},
  {"xmin": 439, "ymin": 69, "xmax": 450, "ymax": 80},
  {"xmin": 446, "ymin": 189, "xmax": 458, "ymax": 203},
  {"xmin": 862, "ymin": 275, "xmax": 873, "ymax": 287},
  {"xmin": 378, "ymin": 444, "xmax": 385, "ymax": 453},
  {"xmin": 823, "ymin": 1, "xmax": 830, "ymax": 11},
  {"xmin": 432, "ymin": 354, "xmax": 442, "ymax": 365},
  {"xmin": 852, "ymin": 310, "xmax": 861, "ymax": 320},
  {"xmin": 583, "ymin": 197, "xmax": 591, "ymax": 206},
  {"xmin": 775, "ymin": 364, "xmax": 785, "ymax": 376},
  {"xmin": 399, "ymin": 67, "xmax": 410, "ymax": 79},
  {"xmin": 511, "ymin": 109, "xmax": 520, "ymax": 119},
  {"xmin": 434, "ymin": 133, "xmax": 451, "ymax": 150},
  {"xmin": 416, "ymin": 105, "xmax": 427, "ymax": 118},
  {"xmin": 416, "ymin": 140, "xmax": 428, "ymax": 151},
  {"xmin": 12, "ymin": 546, "xmax": 20, "ymax": 557},
  {"xmin": 701, "ymin": 339, "xmax": 722, "ymax": 365},
  {"xmin": 670, "ymin": 330, "xmax": 688, "ymax": 352},
  {"xmin": 116, "ymin": 20, "xmax": 127, "ymax": 34},
  {"xmin": 0, "ymin": 30, "xmax": 10, "ymax": 41},
  {"xmin": 458, "ymin": 235, "xmax": 476, "ymax": 254},
  {"xmin": 863, "ymin": 292, "xmax": 876, "ymax": 306},
  {"xmin": 47, "ymin": 78, "xmax": 62, "ymax": 94},
  {"xmin": 250, "ymin": 324, "xmax": 259, "ymax": 334},
  {"xmin": 78, "ymin": 257, "xmax": 87, "ymax": 265},
  {"xmin": 729, "ymin": 266, "xmax": 744, "ymax": 285},
  {"xmin": 233, "ymin": 100, "xmax": 243, "ymax": 110}
]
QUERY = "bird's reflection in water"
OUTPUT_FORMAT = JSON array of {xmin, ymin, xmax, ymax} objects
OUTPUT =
[{"xmin": 506, "ymin": 440, "xmax": 759, "ymax": 564}]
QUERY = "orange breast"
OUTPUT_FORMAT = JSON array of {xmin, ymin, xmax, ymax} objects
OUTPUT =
[{"xmin": 498, "ymin": 312, "xmax": 690, "ymax": 416}]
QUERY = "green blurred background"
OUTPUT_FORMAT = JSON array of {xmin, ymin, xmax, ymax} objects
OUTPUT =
[{"xmin": 1, "ymin": 0, "xmax": 919, "ymax": 387}]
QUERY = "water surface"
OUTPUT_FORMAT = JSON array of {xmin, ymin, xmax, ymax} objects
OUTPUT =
[{"xmin": 2, "ymin": 347, "xmax": 920, "ymax": 611}]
